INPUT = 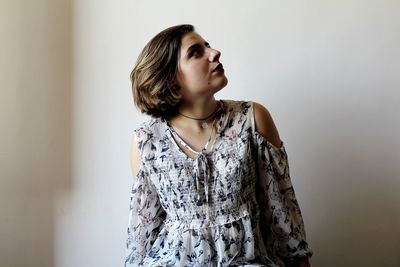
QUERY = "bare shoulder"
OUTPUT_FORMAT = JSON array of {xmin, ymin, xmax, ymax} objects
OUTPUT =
[
  {"xmin": 130, "ymin": 135, "xmax": 142, "ymax": 183},
  {"xmin": 252, "ymin": 101, "xmax": 282, "ymax": 148}
]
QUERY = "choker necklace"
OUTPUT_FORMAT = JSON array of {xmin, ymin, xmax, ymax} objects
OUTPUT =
[{"xmin": 177, "ymin": 101, "xmax": 221, "ymax": 129}]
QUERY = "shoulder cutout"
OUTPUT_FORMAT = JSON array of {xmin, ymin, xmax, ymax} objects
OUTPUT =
[
  {"xmin": 252, "ymin": 101, "xmax": 282, "ymax": 148},
  {"xmin": 130, "ymin": 135, "xmax": 142, "ymax": 183}
]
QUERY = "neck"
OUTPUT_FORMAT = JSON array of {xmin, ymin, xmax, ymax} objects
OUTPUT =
[
  {"xmin": 170, "ymin": 97, "xmax": 220, "ymax": 132},
  {"xmin": 178, "ymin": 97, "xmax": 219, "ymax": 119}
]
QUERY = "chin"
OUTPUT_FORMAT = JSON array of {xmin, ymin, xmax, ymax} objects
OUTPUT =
[
  {"xmin": 222, "ymin": 77, "xmax": 228, "ymax": 87},
  {"xmin": 212, "ymin": 80, "xmax": 228, "ymax": 95},
  {"xmin": 218, "ymin": 77, "xmax": 228, "ymax": 90},
  {"xmin": 200, "ymin": 77, "xmax": 228, "ymax": 95}
]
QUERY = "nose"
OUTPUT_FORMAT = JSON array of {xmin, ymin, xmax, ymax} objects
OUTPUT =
[{"xmin": 208, "ymin": 48, "xmax": 221, "ymax": 62}]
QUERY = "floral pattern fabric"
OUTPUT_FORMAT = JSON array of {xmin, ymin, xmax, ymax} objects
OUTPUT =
[{"xmin": 125, "ymin": 100, "xmax": 312, "ymax": 267}]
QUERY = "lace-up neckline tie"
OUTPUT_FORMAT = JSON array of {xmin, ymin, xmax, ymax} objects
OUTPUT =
[{"xmin": 167, "ymin": 119, "xmax": 217, "ymax": 205}]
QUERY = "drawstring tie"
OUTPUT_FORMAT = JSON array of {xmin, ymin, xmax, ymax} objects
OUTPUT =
[
  {"xmin": 193, "ymin": 153, "xmax": 211, "ymax": 205},
  {"xmin": 164, "ymin": 100, "xmax": 227, "ymax": 206}
]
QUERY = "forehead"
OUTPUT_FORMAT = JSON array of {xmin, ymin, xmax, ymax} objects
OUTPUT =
[{"xmin": 180, "ymin": 32, "xmax": 205, "ymax": 51}]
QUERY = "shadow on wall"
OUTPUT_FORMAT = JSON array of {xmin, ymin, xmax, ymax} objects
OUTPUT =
[{"xmin": 0, "ymin": 1, "xmax": 72, "ymax": 267}]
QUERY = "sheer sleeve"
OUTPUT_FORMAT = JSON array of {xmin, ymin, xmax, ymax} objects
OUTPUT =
[
  {"xmin": 254, "ymin": 132, "xmax": 313, "ymax": 265},
  {"xmin": 124, "ymin": 161, "xmax": 167, "ymax": 266}
]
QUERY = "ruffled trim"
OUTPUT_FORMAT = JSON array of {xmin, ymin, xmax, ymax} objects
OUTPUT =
[{"xmin": 254, "ymin": 131, "xmax": 285, "ymax": 150}]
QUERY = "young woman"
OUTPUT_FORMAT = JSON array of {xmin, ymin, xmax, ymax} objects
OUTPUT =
[{"xmin": 125, "ymin": 24, "xmax": 312, "ymax": 267}]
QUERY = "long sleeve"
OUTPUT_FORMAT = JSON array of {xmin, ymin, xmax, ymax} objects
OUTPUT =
[
  {"xmin": 254, "ymin": 132, "xmax": 313, "ymax": 265},
  {"xmin": 124, "ymin": 162, "xmax": 167, "ymax": 266}
]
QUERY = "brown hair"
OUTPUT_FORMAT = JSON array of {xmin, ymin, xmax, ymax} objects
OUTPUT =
[{"xmin": 130, "ymin": 24, "xmax": 195, "ymax": 118}]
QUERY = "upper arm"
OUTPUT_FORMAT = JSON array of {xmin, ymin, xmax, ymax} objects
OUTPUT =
[
  {"xmin": 130, "ymin": 136, "xmax": 142, "ymax": 183},
  {"xmin": 253, "ymin": 101, "xmax": 282, "ymax": 148}
]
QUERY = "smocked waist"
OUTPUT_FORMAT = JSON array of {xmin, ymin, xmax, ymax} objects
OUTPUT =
[{"xmin": 163, "ymin": 199, "xmax": 260, "ymax": 230}]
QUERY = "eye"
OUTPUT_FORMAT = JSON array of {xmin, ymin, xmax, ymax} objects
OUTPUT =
[{"xmin": 191, "ymin": 49, "xmax": 202, "ymax": 57}]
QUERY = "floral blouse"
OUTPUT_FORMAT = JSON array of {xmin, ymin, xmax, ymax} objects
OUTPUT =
[{"xmin": 125, "ymin": 100, "xmax": 312, "ymax": 267}]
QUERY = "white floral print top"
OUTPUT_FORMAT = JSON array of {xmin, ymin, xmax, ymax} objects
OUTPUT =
[{"xmin": 125, "ymin": 100, "xmax": 312, "ymax": 267}]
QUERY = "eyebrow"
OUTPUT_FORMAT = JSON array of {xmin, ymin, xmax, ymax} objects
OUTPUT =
[{"xmin": 185, "ymin": 41, "xmax": 210, "ymax": 56}]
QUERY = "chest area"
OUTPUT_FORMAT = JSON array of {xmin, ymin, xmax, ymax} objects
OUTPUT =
[{"xmin": 147, "ymin": 130, "xmax": 257, "ymax": 204}]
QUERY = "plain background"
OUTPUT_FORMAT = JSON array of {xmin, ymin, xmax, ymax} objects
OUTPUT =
[{"xmin": 1, "ymin": 0, "xmax": 399, "ymax": 266}]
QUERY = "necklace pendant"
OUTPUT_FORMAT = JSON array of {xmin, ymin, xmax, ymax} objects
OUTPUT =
[{"xmin": 201, "ymin": 122, "xmax": 208, "ymax": 129}]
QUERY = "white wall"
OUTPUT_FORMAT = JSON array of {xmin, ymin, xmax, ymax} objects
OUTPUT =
[
  {"xmin": 0, "ymin": 0, "xmax": 71, "ymax": 267},
  {"xmin": 1, "ymin": 0, "xmax": 399, "ymax": 266}
]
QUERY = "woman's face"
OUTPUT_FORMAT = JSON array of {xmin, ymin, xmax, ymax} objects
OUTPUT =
[{"xmin": 175, "ymin": 32, "xmax": 228, "ymax": 99}]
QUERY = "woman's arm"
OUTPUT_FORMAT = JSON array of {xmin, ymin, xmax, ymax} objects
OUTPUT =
[
  {"xmin": 130, "ymin": 136, "xmax": 142, "ymax": 183},
  {"xmin": 253, "ymin": 101, "xmax": 312, "ymax": 266}
]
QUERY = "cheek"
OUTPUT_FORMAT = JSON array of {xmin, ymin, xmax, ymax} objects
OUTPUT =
[{"xmin": 183, "ymin": 65, "xmax": 208, "ymax": 83}]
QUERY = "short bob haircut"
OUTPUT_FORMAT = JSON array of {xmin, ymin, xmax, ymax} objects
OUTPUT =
[{"xmin": 130, "ymin": 24, "xmax": 195, "ymax": 119}]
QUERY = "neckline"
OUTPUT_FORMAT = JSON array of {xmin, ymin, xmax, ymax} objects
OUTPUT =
[
  {"xmin": 161, "ymin": 99, "xmax": 228, "ymax": 160},
  {"xmin": 168, "ymin": 118, "xmax": 216, "ymax": 156}
]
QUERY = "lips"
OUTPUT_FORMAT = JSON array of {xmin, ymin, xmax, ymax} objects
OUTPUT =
[{"xmin": 212, "ymin": 63, "xmax": 224, "ymax": 72}]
